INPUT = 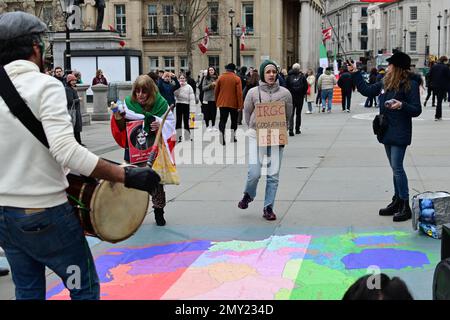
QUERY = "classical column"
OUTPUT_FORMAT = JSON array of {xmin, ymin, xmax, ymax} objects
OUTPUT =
[
  {"xmin": 75, "ymin": 84, "xmax": 91, "ymax": 126},
  {"xmin": 299, "ymin": 0, "xmax": 311, "ymax": 70},
  {"xmin": 91, "ymin": 84, "xmax": 109, "ymax": 121}
]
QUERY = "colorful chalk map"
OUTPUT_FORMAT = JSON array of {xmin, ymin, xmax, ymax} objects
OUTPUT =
[{"xmin": 47, "ymin": 231, "xmax": 438, "ymax": 300}]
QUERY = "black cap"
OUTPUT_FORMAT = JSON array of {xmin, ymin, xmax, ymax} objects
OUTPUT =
[
  {"xmin": 225, "ymin": 63, "xmax": 236, "ymax": 71},
  {"xmin": 386, "ymin": 51, "xmax": 411, "ymax": 70},
  {"xmin": 0, "ymin": 12, "xmax": 47, "ymax": 40}
]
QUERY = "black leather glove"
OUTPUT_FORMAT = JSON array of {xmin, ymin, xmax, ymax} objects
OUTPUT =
[{"xmin": 124, "ymin": 166, "xmax": 161, "ymax": 194}]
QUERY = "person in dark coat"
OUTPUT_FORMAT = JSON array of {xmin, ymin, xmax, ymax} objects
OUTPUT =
[
  {"xmin": 315, "ymin": 67, "xmax": 324, "ymax": 108},
  {"xmin": 348, "ymin": 51, "xmax": 422, "ymax": 223},
  {"xmin": 65, "ymin": 74, "xmax": 83, "ymax": 145},
  {"xmin": 157, "ymin": 72, "xmax": 180, "ymax": 107},
  {"xmin": 185, "ymin": 71, "xmax": 197, "ymax": 99},
  {"xmin": 364, "ymin": 68, "xmax": 378, "ymax": 108},
  {"xmin": 429, "ymin": 56, "xmax": 450, "ymax": 120},
  {"xmin": 286, "ymin": 63, "xmax": 308, "ymax": 135},
  {"xmin": 337, "ymin": 67, "xmax": 354, "ymax": 112}
]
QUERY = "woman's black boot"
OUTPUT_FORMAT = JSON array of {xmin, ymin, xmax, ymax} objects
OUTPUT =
[
  {"xmin": 393, "ymin": 199, "xmax": 412, "ymax": 222},
  {"xmin": 379, "ymin": 195, "xmax": 401, "ymax": 216},
  {"xmin": 154, "ymin": 208, "xmax": 166, "ymax": 226}
]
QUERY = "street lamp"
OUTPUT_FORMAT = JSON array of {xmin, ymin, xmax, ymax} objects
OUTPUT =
[
  {"xmin": 235, "ymin": 24, "xmax": 243, "ymax": 68},
  {"xmin": 60, "ymin": 0, "xmax": 72, "ymax": 72},
  {"xmin": 228, "ymin": 8, "xmax": 235, "ymax": 65},
  {"xmin": 48, "ymin": 22, "xmax": 54, "ymax": 69},
  {"xmin": 403, "ymin": 28, "xmax": 407, "ymax": 52},
  {"xmin": 437, "ymin": 12, "xmax": 442, "ymax": 57},
  {"xmin": 336, "ymin": 11, "xmax": 341, "ymax": 59}
]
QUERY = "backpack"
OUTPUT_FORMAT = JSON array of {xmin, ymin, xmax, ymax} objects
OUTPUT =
[{"xmin": 290, "ymin": 75, "xmax": 305, "ymax": 93}]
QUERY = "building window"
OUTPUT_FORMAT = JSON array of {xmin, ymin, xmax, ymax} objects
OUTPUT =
[
  {"xmin": 361, "ymin": 23, "xmax": 368, "ymax": 36},
  {"xmin": 162, "ymin": 4, "xmax": 174, "ymax": 34},
  {"xmin": 361, "ymin": 37, "xmax": 368, "ymax": 50},
  {"xmin": 242, "ymin": 56, "xmax": 255, "ymax": 69},
  {"xmin": 208, "ymin": 2, "xmax": 219, "ymax": 34},
  {"xmin": 409, "ymin": 31, "xmax": 417, "ymax": 51},
  {"xmin": 115, "ymin": 5, "xmax": 126, "ymax": 34},
  {"xmin": 147, "ymin": 5, "xmax": 158, "ymax": 34},
  {"xmin": 164, "ymin": 56, "xmax": 175, "ymax": 73},
  {"xmin": 149, "ymin": 57, "xmax": 159, "ymax": 72},
  {"xmin": 179, "ymin": 56, "xmax": 188, "ymax": 74},
  {"xmin": 42, "ymin": 6, "xmax": 53, "ymax": 25},
  {"xmin": 410, "ymin": 6, "xmax": 417, "ymax": 21},
  {"xmin": 208, "ymin": 55, "xmax": 220, "ymax": 74},
  {"xmin": 361, "ymin": 7, "xmax": 368, "ymax": 17},
  {"xmin": 242, "ymin": 3, "xmax": 254, "ymax": 34}
]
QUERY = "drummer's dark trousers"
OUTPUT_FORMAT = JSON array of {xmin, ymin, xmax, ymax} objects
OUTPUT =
[{"xmin": 0, "ymin": 202, "xmax": 100, "ymax": 300}]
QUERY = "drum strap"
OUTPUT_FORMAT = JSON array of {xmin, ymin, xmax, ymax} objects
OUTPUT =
[{"xmin": 0, "ymin": 66, "xmax": 49, "ymax": 148}]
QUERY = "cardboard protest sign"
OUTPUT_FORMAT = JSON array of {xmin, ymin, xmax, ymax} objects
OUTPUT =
[
  {"xmin": 126, "ymin": 120, "xmax": 156, "ymax": 164},
  {"xmin": 255, "ymin": 101, "xmax": 288, "ymax": 146}
]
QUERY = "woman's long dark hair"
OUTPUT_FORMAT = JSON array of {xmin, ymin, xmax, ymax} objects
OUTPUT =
[{"xmin": 206, "ymin": 66, "xmax": 217, "ymax": 81}]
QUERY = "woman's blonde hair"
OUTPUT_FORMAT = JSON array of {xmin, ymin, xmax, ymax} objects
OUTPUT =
[
  {"xmin": 96, "ymin": 69, "xmax": 103, "ymax": 77},
  {"xmin": 384, "ymin": 65, "xmax": 411, "ymax": 92},
  {"xmin": 131, "ymin": 75, "xmax": 157, "ymax": 110}
]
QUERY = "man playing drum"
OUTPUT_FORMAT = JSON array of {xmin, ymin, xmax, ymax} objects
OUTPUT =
[{"xmin": 0, "ymin": 12, "xmax": 161, "ymax": 300}]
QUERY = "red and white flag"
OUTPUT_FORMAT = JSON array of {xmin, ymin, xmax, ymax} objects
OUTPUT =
[
  {"xmin": 198, "ymin": 27, "xmax": 210, "ymax": 54},
  {"xmin": 322, "ymin": 27, "xmax": 332, "ymax": 42},
  {"xmin": 240, "ymin": 26, "xmax": 246, "ymax": 51}
]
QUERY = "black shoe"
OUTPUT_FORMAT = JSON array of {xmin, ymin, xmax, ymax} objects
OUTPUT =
[
  {"xmin": 0, "ymin": 267, "xmax": 9, "ymax": 277},
  {"xmin": 424, "ymin": 101, "xmax": 427, "ymax": 107},
  {"xmin": 238, "ymin": 192, "xmax": 253, "ymax": 209},
  {"xmin": 379, "ymin": 195, "xmax": 401, "ymax": 216},
  {"xmin": 263, "ymin": 206, "xmax": 277, "ymax": 221},
  {"xmin": 289, "ymin": 131, "xmax": 295, "ymax": 137},
  {"xmin": 154, "ymin": 208, "xmax": 166, "ymax": 226},
  {"xmin": 231, "ymin": 137, "xmax": 237, "ymax": 143},
  {"xmin": 295, "ymin": 130, "xmax": 301, "ymax": 135},
  {"xmin": 393, "ymin": 199, "xmax": 412, "ymax": 222}
]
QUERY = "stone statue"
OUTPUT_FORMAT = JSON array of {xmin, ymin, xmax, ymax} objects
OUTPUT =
[{"xmin": 94, "ymin": 0, "xmax": 105, "ymax": 30}]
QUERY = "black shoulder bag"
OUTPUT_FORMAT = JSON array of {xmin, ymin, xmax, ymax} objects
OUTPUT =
[
  {"xmin": 0, "ymin": 66, "xmax": 49, "ymax": 148},
  {"xmin": 372, "ymin": 113, "xmax": 388, "ymax": 138}
]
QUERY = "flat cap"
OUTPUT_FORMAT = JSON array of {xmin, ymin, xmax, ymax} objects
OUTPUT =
[{"xmin": 0, "ymin": 11, "xmax": 47, "ymax": 40}]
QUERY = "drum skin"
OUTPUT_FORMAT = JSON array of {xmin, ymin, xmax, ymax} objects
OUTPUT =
[{"xmin": 66, "ymin": 173, "xmax": 150, "ymax": 243}]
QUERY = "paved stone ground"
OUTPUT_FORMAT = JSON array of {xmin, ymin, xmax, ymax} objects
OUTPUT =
[{"xmin": 1, "ymin": 92, "xmax": 449, "ymax": 300}]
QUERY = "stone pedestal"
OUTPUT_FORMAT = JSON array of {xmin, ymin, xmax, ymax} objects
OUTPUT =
[
  {"xmin": 75, "ymin": 84, "xmax": 91, "ymax": 126},
  {"xmin": 91, "ymin": 84, "xmax": 109, "ymax": 121},
  {"xmin": 116, "ymin": 82, "xmax": 133, "ymax": 101}
]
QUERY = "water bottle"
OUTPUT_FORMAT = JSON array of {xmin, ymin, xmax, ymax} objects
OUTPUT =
[
  {"xmin": 420, "ymin": 208, "xmax": 435, "ymax": 223},
  {"xmin": 420, "ymin": 198, "xmax": 433, "ymax": 210}
]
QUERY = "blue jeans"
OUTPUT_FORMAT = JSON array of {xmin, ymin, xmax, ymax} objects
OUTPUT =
[
  {"xmin": 321, "ymin": 89, "xmax": 333, "ymax": 111},
  {"xmin": 244, "ymin": 136, "xmax": 284, "ymax": 209},
  {"xmin": 384, "ymin": 145, "xmax": 409, "ymax": 200},
  {"xmin": 0, "ymin": 203, "xmax": 99, "ymax": 300}
]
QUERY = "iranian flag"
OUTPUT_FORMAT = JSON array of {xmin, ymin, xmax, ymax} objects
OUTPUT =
[
  {"xmin": 198, "ymin": 27, "xmax": 210, "ymax": 54},
  {"xmin": 319, "ymin": 43, "xmax": 329, "ymax": 69}
]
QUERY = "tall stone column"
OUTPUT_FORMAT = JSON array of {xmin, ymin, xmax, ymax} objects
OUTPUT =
[
  {"xmin": 75, "ymin": 84, "xmax": 91, "ymax": 125},
  {"xmin": 299, "ymin": 0, "xmax": 311, "ymax": 70},
  {"xmin": 91, "ymin": 84, "xmax": 109, "ymax": 121}
]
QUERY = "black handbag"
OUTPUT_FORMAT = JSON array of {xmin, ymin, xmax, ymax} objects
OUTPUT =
[{"xmin": 372, "ymin": 114, "xmax": 388, "ymax": 137}]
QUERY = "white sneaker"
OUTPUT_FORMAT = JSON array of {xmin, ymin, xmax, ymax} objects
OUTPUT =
[
  {"xmin": 207, "ymin": 127, "xmax": 212, "ymax": 132},
  {"xmin": 306, "ymin": 111, "xmax": 312, "ymax": 114}
]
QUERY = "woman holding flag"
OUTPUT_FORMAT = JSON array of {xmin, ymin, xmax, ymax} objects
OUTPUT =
[{"xmin": 111, "ymin": 75, "xmax": 176, "ymax": 226}]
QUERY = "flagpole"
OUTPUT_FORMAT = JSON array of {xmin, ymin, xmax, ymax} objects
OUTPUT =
[{"xmin": 319, "ymin": 0, "xmax": 348, "ymax": 62}]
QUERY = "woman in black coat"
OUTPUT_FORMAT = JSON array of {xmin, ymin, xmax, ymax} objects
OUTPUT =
[
  {"xmin": 65, "ymin": 74, "xmax": 83, "ymax": 145},
  {"xmin": 348, "ymin": 52, "xmax": 422, "ymax": 222}
]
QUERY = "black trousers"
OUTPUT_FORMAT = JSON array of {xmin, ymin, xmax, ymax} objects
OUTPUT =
[
  {"xmin": 425, "ymin": 87, "xmax": 436, "ymax": 106},
  {"xmin": 96, "ymin": 6, "xmax": 105, "ymax": 30},
  {"xmin": 435, "ymin": 89, "xmax": 447, "ymax": 119},
  {"xmin": 176, "ymin": 103, "xmax": 190, "ymax": 139},
  {"xmin": 205, "ymin": 101, "xmax": 217, "ymax": 127},
  {"xmin": 342, "ymin": 91, "xmax": 352, "ymax": 110},
  {"xmin": 219, "ymin": 107, "xmax": 238, "ymax": 136},
  {"xmin": 289, "ymin": 98, "xmax": 304, "ymax": 132}
]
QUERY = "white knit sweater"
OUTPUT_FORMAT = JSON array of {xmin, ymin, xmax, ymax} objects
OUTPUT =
[
  {"xmin": 174, "ymin": 84, "xmax": 196, "ymax": 111},
  {"xmin": 0, "ymin": 60, "xmax": 99, "ymax": 208}
]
